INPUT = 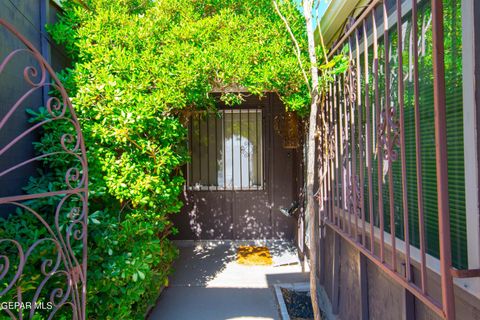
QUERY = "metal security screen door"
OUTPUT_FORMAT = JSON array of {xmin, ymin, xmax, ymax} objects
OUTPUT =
[
  {"xmin": 188, "ymin": 109, "xmax": 263, "ymax": 190},
  {"xmin": 176, "ymin": 94, "xmax": 298, "ymax": 240}
]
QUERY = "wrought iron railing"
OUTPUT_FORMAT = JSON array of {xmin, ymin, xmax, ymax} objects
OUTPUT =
[{"xmin": 316, "ymin": 0, "xmax": 480, "ymax": 318}]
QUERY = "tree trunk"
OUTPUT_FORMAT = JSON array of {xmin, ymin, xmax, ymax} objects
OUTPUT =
[
  {"xmin": 303, "ymin": 1, "xmax": 321, "ymax": 319},
  {"xmin": 306, "ymin": 92, "xmax": 321, "ymax": 320}
]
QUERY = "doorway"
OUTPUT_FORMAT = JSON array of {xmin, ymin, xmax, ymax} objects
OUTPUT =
[{"xmin": 173, "ymin": 94, "xmax": 301, "ymax": 240}]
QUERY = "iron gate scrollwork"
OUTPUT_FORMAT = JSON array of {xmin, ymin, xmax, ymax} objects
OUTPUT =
[{"xmin": 0, "ymin": 20, "xmax": 88, "ymax": 320}]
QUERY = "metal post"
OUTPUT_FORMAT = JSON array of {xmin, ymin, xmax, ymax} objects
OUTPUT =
[
  {"xmin": 40, "ymin": 0, "xmax": 50, "ymax": 107},
  {"xmin": 383, "ymin": 0, "xmax": 397, "ymax": 272},
  {"xmin": 431, "ymin": 0, "xmax": 455, "ymax": 318},
  {"xmin": 412, "ymin": 0, "xmax": 428, "ymax": 293},
  {"xmin": 207, "ymin": 113, "xmax": 210, "ymax": 189},
  {"xmin": 396, "ymin": 0, "xmax": 411, "ymax": 282}
]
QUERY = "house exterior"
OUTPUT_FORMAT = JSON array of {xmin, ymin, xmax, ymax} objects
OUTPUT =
[{"xmin": 1, "ymin": 0, "xmax": 480, "ymax": 319}]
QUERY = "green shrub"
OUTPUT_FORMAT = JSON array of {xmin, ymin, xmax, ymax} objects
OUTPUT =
[
  {"xmin": 14, "ymin": 106, "xmax": 180, "ymax": 319},
  {"xmin": 0, "ymin": 209, "xmax": 85, "ymax": 320},
  {"xmin": 14, "ymin": 0, "xmax": 310, "ymax": 319}
]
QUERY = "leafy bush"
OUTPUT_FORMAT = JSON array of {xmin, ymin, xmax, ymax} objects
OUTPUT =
[
  {"xmin": 50, "ymin": 0, "xmax": 309, "ymax": 113},
  {"xmin": 13, "ymin": 106, "xmax": 179, "ymax": 319},
  {"xmin": 14, "ymin": 0, "xmax": 310, "ymax": 319},
  {"xmin": 0, "ymin": 208, "xmax": 85, "ymax": 320}
]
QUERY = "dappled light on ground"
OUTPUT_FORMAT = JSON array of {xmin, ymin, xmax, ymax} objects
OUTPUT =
[{"xmin": 148, "ymin": 241, "xmax": 309, "ymax": 319}]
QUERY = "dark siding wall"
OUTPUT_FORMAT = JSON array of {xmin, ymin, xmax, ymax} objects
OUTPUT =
[
  {"xmin": 321, "ymin": 226, "xmax": 480, "ymax": 319},
  {"xmin": 173, "ymin": 93, "xmax": 301, "ymax": 240},
  {"xmin": 270, "ymin": 93, "xmax": 299, "ymax": 240},
  {"xmin": 0, "ymin": 1, "xmax": 68, "ymax": 202},
  {"xmin": 475, "ymin": 0, "xmax": 480, "ymax": 215}
]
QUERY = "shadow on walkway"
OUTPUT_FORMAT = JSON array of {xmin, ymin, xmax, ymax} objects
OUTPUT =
[{"xmin": 149, "ymin": 241, "xmax": 308, "ymax": 320}]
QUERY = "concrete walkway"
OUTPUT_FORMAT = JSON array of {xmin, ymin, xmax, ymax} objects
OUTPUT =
[{"xmin": 149, "ymin": 241, "xmax": 309, "ymax": 320}]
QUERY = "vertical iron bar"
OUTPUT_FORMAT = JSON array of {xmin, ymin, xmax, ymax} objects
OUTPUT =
[
  {"xmin": 373, "ymin": 10, "xmax": 385, "ymax": 263},
  {"xmin": 198, "ymin": 115, "xmax": 202, "ymax": 187},
  {"xmin": 356, "ymin": 29, "xmax": 366, "ymax": 246},
  {"xmin": 40, "ymin": 0, "xmax": 50, "ymax": 107},
  {"xmin": 364, "ymin": 19, "xmax": 375, "ymax": 253},
  {"xmin": 334, "ymin": 74, "xmax": 340, "ymax": 225},
  {"xmin": 207, "ymin": 113, "xmax": 210, "ymax": 190},
  {"xmin": 327, "ymin": 88, "xmax": 332, "ymax": 222},
  {"xmin": 338, "ymin": 73, "xmax": 346, "ymax": 231},
  {"xmin": 412, "ymin": 0, "xmax": 427, "ymax": 293},
  {"xmin": 383, "ymin": 0, "xmax": 397, "ymax": 271},
  {"xmin": 321, "ymin": 85, "xmax": 332, "ymax": 222},
  {"xmin": 322, "ymin": 90, "xmax": 327, "ymax": 222},
  {"xmin": 326, "ymin": 86, "xmax": 330, "ymax": 221},
  {"xmin": 321, "ymin": 95, "xmax": 327, "ymax": 223},
  {"xmin": 231, "ymin": 110, "xmax": 235, "ymax": 189},
  {"xmin": 431, "ymin": 0, "xmax": 455, "ymax": 318},
  {"xmin": 323, "ymin": 105, "xmax": 328, "ymax": 221},
  {"xmin": 215, "ymin": 111, "xmax": 219, "ymax": 190},
  {"xmin": 223, "ymin": 110, "xmax": 227, "ymax": 190},
  {"xmin": 257, "ymin": 109, "xmax": 260, "ymax": 189},
  {"xmin": 318, "ymin": 110, "xmax": 323, "ymax": 218},
  {"xmin": 396, "ymin": 0, "xmax": 411, "ymax": 281},
  {"xmin": 320, "ymin": 109, "xmax": 326, "ymax": 222},
  {"xmin": 189, "ymin": 115, "xmax": 193, "ymax": 188},
  {"xmin": 339, "ymin": 74, "xmax": 346, "ymax": 231},
  {"xmin": 343, "ymin": 72, "xmax": 352, "ymax": 236},
  {"xmin": 239, "ymin": 108, "xmax": 243, "ymax": 190},
  {"xmin": 329, "ymin": 83, "xmax": 335, "ymax": 223},
  {"xmin": 247, "ymin": 109, "xmax": 251, "ymax": 188},
  {"xmin": 349, "ymin": 36, "xmax": 359, "ymax": 240}
]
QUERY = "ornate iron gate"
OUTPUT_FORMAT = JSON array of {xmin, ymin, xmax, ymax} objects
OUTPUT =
[{"xmin": 0, "ymin": 19, "xmax": 88, "ymax": 319}]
